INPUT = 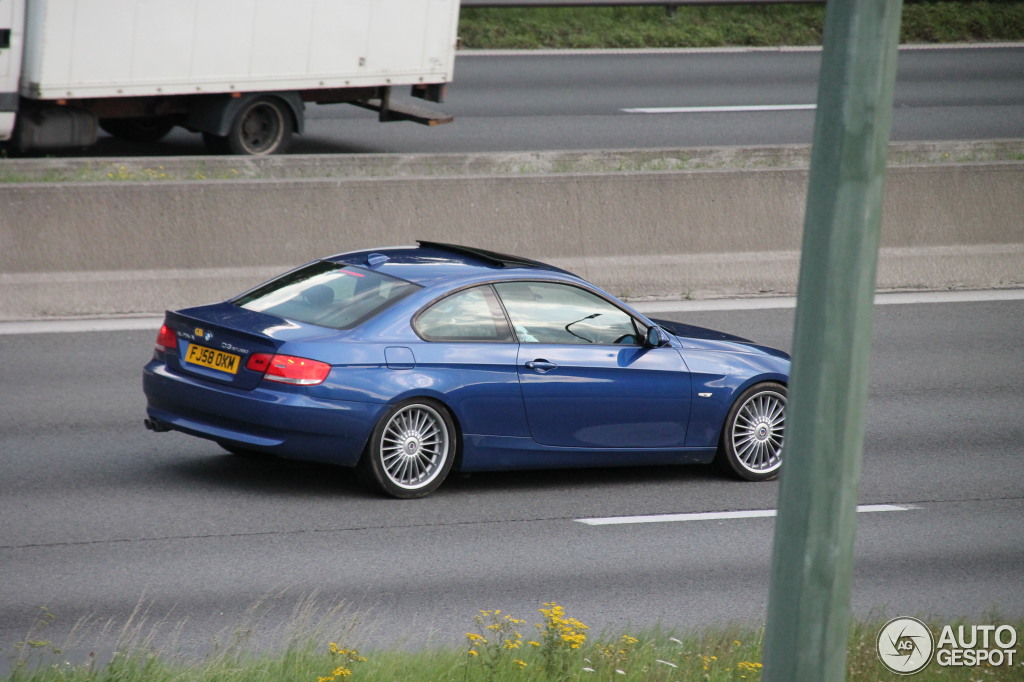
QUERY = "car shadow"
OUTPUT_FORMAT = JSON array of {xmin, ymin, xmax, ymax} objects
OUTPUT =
[
  {"xmin": 156, "ymin": 445, "xmax": 740, "ymax": 500},
  {"xmin": 157, "ymin": 449, "xmax": 375, "ymax": 498},
  {"xmin": 443, "ymin": 463, "xmax": 728, "ymax": 495}
]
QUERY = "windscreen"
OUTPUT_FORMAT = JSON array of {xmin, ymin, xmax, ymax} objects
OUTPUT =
[{"xmin": 234, "ymin": 261, "xmax": 420, "ymax": 330}]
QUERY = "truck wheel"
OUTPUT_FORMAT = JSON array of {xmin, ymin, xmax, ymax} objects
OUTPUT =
[
  {"xmin": 99, "ymin": 117, "xmax": 176, "ymax": 142},
  {"xmin": 207, "ymin": 96, "xmax": 293, "ymax": 155}
]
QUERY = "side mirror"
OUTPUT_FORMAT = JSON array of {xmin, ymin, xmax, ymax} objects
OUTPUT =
[{"xmin": 645, "ymin": 326, "xmax": 669, "ymax": 348}]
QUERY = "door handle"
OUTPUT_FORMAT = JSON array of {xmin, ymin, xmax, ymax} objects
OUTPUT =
[{"xmin": 525, "ymin": 359, "xmax": 557, "ymax": 372}]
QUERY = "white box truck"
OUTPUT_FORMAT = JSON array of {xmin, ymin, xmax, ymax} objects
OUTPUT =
[{"xmin": 0, "ymin": 0, "xmax": 458, "ymax": 155}]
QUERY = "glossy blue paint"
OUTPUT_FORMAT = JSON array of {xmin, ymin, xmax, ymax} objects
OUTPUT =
[
  {"xmin": 143, "ymin": 243, "xmax": 790, "ymax": 490},
  {"xmin": 517, "ymin": 342, "xmax": 691, "ymax": 449},
  {"xmin": 143, "ymin": 362, "xmax": 382, "ymax": 465},
  {"xmin": 459, "ymin": 434, "xmax": 718, "ymax": 472}
]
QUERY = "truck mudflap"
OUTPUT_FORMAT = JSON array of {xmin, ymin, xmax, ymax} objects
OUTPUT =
[{"xmin": 352, "ymin": 86, "xmax": 453, "ymax": 126}]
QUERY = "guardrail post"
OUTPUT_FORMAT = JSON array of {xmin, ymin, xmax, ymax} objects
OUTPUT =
[{"xmin": 762, "ymin": 0, "xmax": 903, "ymax": 680}]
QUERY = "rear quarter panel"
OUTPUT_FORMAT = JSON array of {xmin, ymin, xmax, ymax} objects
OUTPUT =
[{"xmin": 305, "ymin": 340, "xmax": 530, "ymax": 440}]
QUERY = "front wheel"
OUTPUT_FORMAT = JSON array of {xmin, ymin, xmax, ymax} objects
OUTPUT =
[
  {"xmin": 358, "ymin": 399, "xmax": 456, "ymax": 499},
  {"xmin": 716, "ymin": 382, "xmax": 787, "ymax": 481}
]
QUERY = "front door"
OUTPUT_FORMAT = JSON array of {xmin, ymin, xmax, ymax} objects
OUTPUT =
[{"xmin": 494, "ymin": 281, "xmax": 691, "ymax": 449}]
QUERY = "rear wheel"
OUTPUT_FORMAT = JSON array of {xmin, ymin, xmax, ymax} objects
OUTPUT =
[
  {"xmin": 204, "ymin": 96, "xmax": 293, "ymax": 155},
  {"xmin": 716, "ymin": 382, "xmax": 787, "ymax": 481},
  {"xmin": 358, "ymin": 399, "xmax": 456, "ymax": 499}
]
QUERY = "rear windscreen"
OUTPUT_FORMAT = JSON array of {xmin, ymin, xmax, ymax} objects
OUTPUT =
[{"xmin": 234, "ymin": 261, "xmax": 420, "ymax": 330}]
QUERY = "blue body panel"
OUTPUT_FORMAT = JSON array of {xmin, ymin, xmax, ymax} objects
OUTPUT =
[
  {"xmin": 516, "ymin": 343, "xmax": 691, "ymax": 449},
  {"xmin": 143, "ymin": 361, "xmax": 384, "ymax": 465},
  {"xmin": 143, "ymin": 244, "xmax": 790, "ymax": 478}
]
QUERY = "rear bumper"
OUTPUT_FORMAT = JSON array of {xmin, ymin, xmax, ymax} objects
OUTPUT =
[{"xmin": 143, "ymin": 360, "xmax": 384, "ymax": 466}]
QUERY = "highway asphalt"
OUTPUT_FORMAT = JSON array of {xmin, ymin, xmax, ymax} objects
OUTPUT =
[
  {"xmin": 36, "ymin": 44, "xmax": 1024, "ymax": 157},
  {"xmin": 1, "ymin": 293, "xmax": 1021, "ymax": 668}
]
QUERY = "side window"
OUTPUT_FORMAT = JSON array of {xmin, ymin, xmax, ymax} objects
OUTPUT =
[
  {"xmin": 414, "ymin": 285, "xmax": 515, "ymax": 343},
  {"xmin": 493, "ymin": 281, "xmax": 642, "ymax": 345}
]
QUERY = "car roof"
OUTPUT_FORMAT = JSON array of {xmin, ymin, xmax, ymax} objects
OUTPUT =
[{"xmin": 326, "ymin": 241, "xmax": 580, "ymax": 287}]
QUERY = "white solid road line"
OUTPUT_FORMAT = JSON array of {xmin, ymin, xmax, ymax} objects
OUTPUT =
[
  {"xmin": 633, "ymin": 288, "xmax": 1024, "ymax": 314},
  {"xmin": 0, "ymin": 316, "xmax": 165, "ymax": 336},
  {"xmin": 577, "ymin": 503, "xmax": 911, "ymax": 526},
  {"xmin": 623, "ymin": 104, "xmax": 817, "ymax": 114},
  {"xmin": 0, "ymin": 289, "xmax": 1020, "ymax": 336},
  {"xmin": 460, "ymin": 43, "xmax": 1024, "ymax": 58}
]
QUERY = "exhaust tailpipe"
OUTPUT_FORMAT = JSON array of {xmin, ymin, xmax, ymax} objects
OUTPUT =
[{"xmin": 144, "ymin": 417, "xmax": 171, "ymax": 433}]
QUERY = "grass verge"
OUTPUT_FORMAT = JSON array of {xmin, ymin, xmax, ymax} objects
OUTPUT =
[
  {"xmin": 458, "ymin": 2, "xmax": 1024, "ymax": 49},
  {"xmin": 5, "ymin": 600, "xmax": 1023, "ymax": 681}
]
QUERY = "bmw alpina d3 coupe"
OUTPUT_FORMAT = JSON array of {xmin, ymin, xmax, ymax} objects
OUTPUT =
[{"xmin": 143, "ymin": 242, "xmax": 789, "ymax": 498}]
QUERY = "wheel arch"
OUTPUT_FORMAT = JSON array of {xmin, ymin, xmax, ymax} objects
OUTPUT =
[
  {"xmin": 355, "ymin": 393, "xmax": 463, "ymax": 498},
  {"xmin": 733, "ymin": 373, "xmax": 789, "ymax": 395},
  {"xmin": 186, "ymin": 91, "xmax": 305, "ymax": 137},
  {"xmin": 355, "ymin": 391, "xmax": 466, "ymax": 470},
  {"xmin": 708, "ymin": 374, "xmax": 788, "ymax": 444},
  {"xmin": 714, "ymin": 378, "xmax": 788, "ymax": 481}
]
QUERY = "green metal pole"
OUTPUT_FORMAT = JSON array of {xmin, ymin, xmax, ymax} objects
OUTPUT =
[{"xmin": 762, "ymin": 0, "xmax": 903, "ymax": 680}]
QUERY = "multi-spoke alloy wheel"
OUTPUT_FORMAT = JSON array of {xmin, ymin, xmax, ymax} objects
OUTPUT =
[
  {"xmin": 717, "ymin": 382, "xmax": 787, "ymax": 481},
  {"xmin": 360, "ymin": 400, "xmax": 456, "ymax": 498}
]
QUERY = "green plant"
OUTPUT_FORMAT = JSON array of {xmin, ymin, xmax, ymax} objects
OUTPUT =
[
  {"xmin": 315, "ymin": 643, "xmax": 367, "ymax": 681},
  {"xmin": 465, "ymin": 609, "xmax": 528, "ymax": 680},
  {"xmin": 534, "ymin": 602, "xmax": 589, "ymax": 678}
]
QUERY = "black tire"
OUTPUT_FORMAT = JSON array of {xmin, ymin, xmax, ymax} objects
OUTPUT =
[
  {"xmin": 357, "ymin": 399, "xmax": 456, "ymax": 499},
  {"xmin": 201, "ymin": 132, "xmax": 231, "ymax": 155},
  {"xmin": 99, "ymin": 117, "xmax": 176, "ymax": 142},
  {"xmin": 206, "ymin": 96, "xmax": 293, "ymax": 155},
  {"xmin": 716, "ymin": 382, "xmax": 787, "ymax": 481}
]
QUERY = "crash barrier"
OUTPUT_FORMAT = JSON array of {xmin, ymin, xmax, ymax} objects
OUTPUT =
[{"xmin": 0, "ymin": 153, "xmax": 1021, "ymax": 319}]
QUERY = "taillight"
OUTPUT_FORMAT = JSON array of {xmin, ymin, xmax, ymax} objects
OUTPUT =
[
  {"xmin": 246, "ymin": 353, "xmax": 331, "ymax": 386},
  {"xmin": 155, "ymin": 324, "xmax": 178, "ymax": 352}
]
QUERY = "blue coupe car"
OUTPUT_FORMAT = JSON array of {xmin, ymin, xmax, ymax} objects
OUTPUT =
[{"xmin": 143, "ymin": 242, "xmax": 789, "ymax": 498}]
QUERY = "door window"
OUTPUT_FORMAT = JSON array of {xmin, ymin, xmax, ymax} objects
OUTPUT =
[{"xmin": 494, "ymin": 281, "xmax": 642, "ymax": 345}]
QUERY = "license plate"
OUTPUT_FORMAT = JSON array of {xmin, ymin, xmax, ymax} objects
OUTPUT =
[{"xmin": 186, "ymin": 343, "xmax": 241, "ymax": 375}]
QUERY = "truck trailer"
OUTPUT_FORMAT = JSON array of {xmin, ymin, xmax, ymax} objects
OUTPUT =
[{"xmin": 0, "ymin": 0, "xmax": 459, "ymax": 155}]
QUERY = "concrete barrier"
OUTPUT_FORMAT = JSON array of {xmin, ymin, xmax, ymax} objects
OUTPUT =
[{"xmin": 1, "ymin": 151, "xmax": 1022, "ymax": 320}]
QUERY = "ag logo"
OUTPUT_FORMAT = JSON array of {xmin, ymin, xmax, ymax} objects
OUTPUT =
[{"xmin": 878, "ymin": 617, "xmax": 934, "ymax": 675}]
